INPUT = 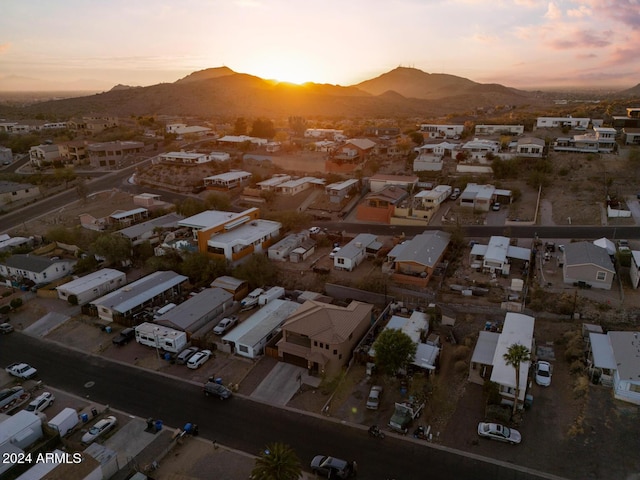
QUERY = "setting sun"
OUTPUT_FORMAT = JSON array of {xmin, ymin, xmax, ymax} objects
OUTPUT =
[{"xmin": 247, "ymin": 55, "xmax": 317, "ymax": 85}]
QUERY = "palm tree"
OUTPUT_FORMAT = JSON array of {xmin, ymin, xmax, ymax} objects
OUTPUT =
[
  {"xmin": 502, "ymin": 343, "xmax": 531, "ymax": 417},
  {"xmin": 250, "ymin": 442, "xmax": 302, "ymax": 480}
]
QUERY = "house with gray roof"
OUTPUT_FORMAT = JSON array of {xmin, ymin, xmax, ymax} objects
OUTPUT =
[
  {"xmin": 387, "ymin": 230, "xmax": 450, "ymax": 287},
  {"xmin": 0, "ymin": 254, "xmax": 75, "ymax": 285},
  {"xmin": 562, "ymin": 241, "xmax": 615, "ymax": 290},
  {"xmin": 333, "ymin": 233, "xmax": 381, "ymax": 272},
  {"xmin": 116, "ymin": 212, "xmax": 184, "ymax": 246},
  {"xmin": 268, "ymin": 232, "xmax": 313, "ymax": 262},
  {"xmin": 0, "ymin": 181, "xmax": 40, "ymax": 206},
  {"xmin": 90, "ymin": 270, "xmax": 188, "ymax": 324},
  {"xmin": 155, "ymin": 287, "xmax": 233, "ymax": 336},
  {"xmin": 469, "ymin": 236, "xmax": 531, "ymax": 275},
  {"xmin": 56, "ymin": 268, "xmax": 126, "ymax": 305}
]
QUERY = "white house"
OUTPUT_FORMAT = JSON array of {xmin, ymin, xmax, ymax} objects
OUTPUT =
[
  {"xmin": 414, "ymin": 185, "xmax": 451, "ymax": 210},
  {"xmin": 275, "ymin": 177, "xmax": 324, "ymax": 196},
  {"xmin": 222, "ymin": 299, "xmax": 301, "ymax": 359},
  {"xmin": 268, "ymin": 232, "xmax": 312, "ymax": 262},
  {"xmin": 630, "ymin": 251, "xmax": 640, "ymax": 289},
  {"xmin": 469, "ymin": 236, "xmax": 531, "ymax": 275},
  {"xmin": 204, "ymin": 171, "xmax": 252, "ymax": 189},
  {"xmin": 536, "ymin": 117, "xmax": 590, "ymax": 129},
  {"xmin": 474, "ymin": 124, "xmax": 524, "ymax": 136},
  {"xmin": 334, "ymin": 233, "xmax": 380, "ymax": 271},
  {"xmin": 56, "ymin": 268, "xmax": 127, "ymax": 305},
  {"xmin": 461, "ymin": 138, "xmax": 500, "ymax": 161},
  {"xmin": 0, "ymin": 254, "xmax": 75, "ymax": 285},
  {"xmin": 589, "ymin": 331, "xmax": 640, "ymax": 405},
  {"xmin": 159, "ymin": 152, "xmax": 212, "ymax": 164},
  {"xmin": 257, "ymin": 175, "xmax": 292, "ymax": 191},
  {"xmin": 489, "ymin": 313, "xmax": 535, "ymax": 405},
  {"xmin": 368, "ymin": 174, "xmax": 418, "ymax": 193},
  {"xmin": 418, "ymin": 124, "xmax": 464, "ymax": 139},
  {"xmin": 515, "ymin": 137, "xmax": 545, "ymax": 157},
  {"xmin": 29, "ymin": 144, "xmax": 59, "ymax": 167}
]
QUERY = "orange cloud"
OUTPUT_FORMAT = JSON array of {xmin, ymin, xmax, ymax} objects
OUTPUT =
[{"xmin": 0, "ymin": 43, "xmax": 11, "ymax": 54}]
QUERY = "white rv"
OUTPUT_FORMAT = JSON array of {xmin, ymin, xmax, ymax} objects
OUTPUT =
[
  {"xmin": 135, "ymin": 322, "xmax": 187, "ymax": 353},
  {"xmin": 258, "ymin": 286, "xmax": 285, "ymax": 306},
  {"xmin": 241, "ymin": 288, "xmax": 264, "ymax": 309}
]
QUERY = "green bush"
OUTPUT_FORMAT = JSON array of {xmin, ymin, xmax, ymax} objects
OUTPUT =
[
  {"xmin": 10, "ymin": 298, "xmax": 23, "ymax": 310},
  {"xmin": 0, "ymin": 305, "xmax": 10, "ymax": 314}
]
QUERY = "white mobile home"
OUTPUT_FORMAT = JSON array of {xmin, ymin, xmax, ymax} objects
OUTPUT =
[
  {"xmin": 135, "ymin": 322, "xmax": 188, "ymax": 353},
  {"xmin": 56, "ymin": 268, "xmax": 126, "ymax": 305},
  {"xmin": 222, "ymin": 299, "xmax": 300, "ymax": 359}
]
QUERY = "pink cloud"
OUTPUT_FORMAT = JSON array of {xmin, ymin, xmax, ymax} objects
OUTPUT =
[
  {"xmin": 548, "ymin": 29, "xmax": 611, "ymax": 49},
  {"xmin": 0, "ymin": 43, "xmax": 11, "ymax": 54},
  {"xmin": 544, "ymin": 2, "xmax": 562, "ymax": 20}
]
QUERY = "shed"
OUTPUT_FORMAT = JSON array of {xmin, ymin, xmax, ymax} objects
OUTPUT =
[{"xmin": 210, "ymin": 276, "xmax": 249, "ymax": 301}]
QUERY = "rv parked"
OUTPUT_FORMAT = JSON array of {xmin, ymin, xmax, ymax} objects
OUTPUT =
[
  {"xmin": 258, "ymin": 286, "xmax": 285, "ymax": 306},
  {"xmin": 240, "ymin": 288, "xmax": 264, "ymax": 310},
  {"xmin": 135, "ymin": 322, "xmax": 188, "ymax": 353}
]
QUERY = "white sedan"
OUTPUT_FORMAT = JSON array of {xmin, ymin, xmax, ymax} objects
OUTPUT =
[
  {"xmin": 187, "ymin": 350, "xmax": 212, "ymax": 369},
  {"xmin": 25, "ymin": 391, "xmax": 55, "ymax": 413},
  {"xmin": 535, "ymin": 361, "xmax": 552, "ymax": 386},
  {"xmin": 477, "ymin": 422, "xmax": 521, "ymax": 444},
  {"xmin": 81, "ymin": 416, "xmax": 117, "ymax": 444}
]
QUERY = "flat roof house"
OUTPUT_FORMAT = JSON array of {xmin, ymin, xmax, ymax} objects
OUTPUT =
[
  {"xmin": 490, "ymin": 313, "xmax": 534, "ymax": 405},
  {"xmin": 179, "ymin": 208, "xmax": 281, "ymax": 264},
  {"xmin": 155, "ymin": 287, "xmax": 233, "ymax": 336},
  {"xmin": 56, "ymin": 268, "xmax": 126, "ymax": 305},
  {"xmin": 562, "ymin": 241, "xmax": 615, "ymax": 290},
  {"xmin": 90, "ymin": 270, "xmax": 188, "ymax": 324},
  {"xmin": 204, "ymin": 171, "xmax": 252, "ymax": 190},
  {"xmin": 0, "ymin": 254, "xmax": 76, "ymax": 286},
  {"xmin": 268, "ymin": 232, "xmax": 312, "ymax": 262},
  {"xmin": 277, "ymin": 300, "xmax": 373, "ymax": 376},
  {"xmin": 222, "ymin": 299, "xmax": 301, "ymax": 359},
  {"xmin": 0, "ymin": 181, "xmax": 41, "ymax": 206}
]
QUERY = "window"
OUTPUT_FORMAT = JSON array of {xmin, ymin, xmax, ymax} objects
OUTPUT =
[
  {"xmin": 333, "ymin": 349, "xmax": 337, "ymax": 355},
  {"xmin": 239, "ymin": 345, "xmax": 249, "ymax": 353},
  {"xmin": 313, "ymin": 340, "xmax": 318, "ymax": 347},
  {"xmin": 596, "ymin": 271, "xmax": 606, "ymax": 281}
]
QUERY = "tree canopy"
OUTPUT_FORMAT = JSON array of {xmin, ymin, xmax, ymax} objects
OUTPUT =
[
  {"xmin": 250, "ymin": 443, "xmax": 302, "ymax": 480},
  {"xmin": 373, "ymin": 328, "xmax": 417, "ymax": 376},
  {"xmin": 502, "ymin": 343, "xmax": 531, "ymax": 416}
]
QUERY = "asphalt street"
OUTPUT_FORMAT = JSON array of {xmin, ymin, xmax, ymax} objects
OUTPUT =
[{"xmin": 0, "ymin": 333, "xmax": 567, "ymax": 480}]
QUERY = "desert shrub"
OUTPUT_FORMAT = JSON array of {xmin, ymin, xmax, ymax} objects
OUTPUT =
[
  {"xmin": 569, "ymin": 360, "xmax": 584, "ymax": 375},
  {"xmin": 483, "ymin": 381, "xmax": 502, "ymax": 405},
  {"xmin": 454, "ymin": 360, "xmax": 468, "ymax": 375},
  {"xmin": 573, "ymin": 376, "xmax": 589, "ymax": 398},
  {"xmin": 0, "ymin": 305, "xmax": 9, "ymax": 314},
  {"xmin": 453, "ymin": 345, "xmax": 470, "ymax": 362},
  {"xmin": 567, "ymin": 414, "xmax": 585, "ymax": 437},
  {"xmin": 9, "ymin": 298, "xmax": 22, "ymax": 309}
]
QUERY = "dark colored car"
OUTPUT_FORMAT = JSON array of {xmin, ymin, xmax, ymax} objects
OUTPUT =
[
  {"xmin": 112, "ymin": 328, "xmax": 135, "ymax": 346},
  {"xmin": 203, "ymin": 381, "xmax": 232, "ymax": 399}
]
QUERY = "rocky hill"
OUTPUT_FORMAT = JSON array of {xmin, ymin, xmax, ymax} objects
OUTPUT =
[{"xmin": 0, "ymin": 66, "xmax": 546, "ymax": 119}]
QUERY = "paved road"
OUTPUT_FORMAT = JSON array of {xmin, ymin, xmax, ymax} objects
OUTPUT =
[{"xmin": 0, "ymin": 333, "xmax": 566, "ymax": 480}]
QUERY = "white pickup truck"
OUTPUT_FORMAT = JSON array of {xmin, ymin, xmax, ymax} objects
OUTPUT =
[{"xmin": 5, "ymin": 362, "xmax": 38, "ymax": 379}]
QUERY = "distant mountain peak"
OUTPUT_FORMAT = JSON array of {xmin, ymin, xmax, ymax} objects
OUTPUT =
[
  {"xmin": 109, "ymin": 84, "xmax": 141, "ymax": 91},
  {"xmin": 175, "ymin": 66, "xmax": 237, "ymax": 84}
]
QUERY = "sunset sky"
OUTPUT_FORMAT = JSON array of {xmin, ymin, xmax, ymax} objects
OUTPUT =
[{"xmin": 1, "ymin": 0, "xmax": 639, "ymax": 91}]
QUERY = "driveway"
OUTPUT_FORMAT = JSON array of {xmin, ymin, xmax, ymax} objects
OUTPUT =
[{"xmin": 250, "ymin": 362, "xmax": 307, "ymax": 405}]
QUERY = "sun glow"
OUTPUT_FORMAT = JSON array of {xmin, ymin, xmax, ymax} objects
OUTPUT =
[{"xmin": 247, "ymin": 56, "xmax": 317, "ymax": 85}]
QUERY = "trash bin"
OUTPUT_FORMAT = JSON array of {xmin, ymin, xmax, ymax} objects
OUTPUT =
[
  {"xmin": 155, "ymin": 420, "xmax": 163, "ymax": 431},
  {"xmin": 184, "ymin": 423, "xmax": 193, "ymax": 433},
  {"xmin": 81, "ymin": 413, "xmax": 89, "ymax": 423},
  {"xmin": 105, "ymin": 326, "xmax": 112, "ymax": 333},
  {"xmin": 163, "ymin": 352, "xmax": 171, "ymax": 361},
  {"xmin": 91, "ymin": 408, "xmax": 98, "ymax": 417},
  {"xmin": 215, "ymin": 378, "xmax": 223, "ymax": 385}
]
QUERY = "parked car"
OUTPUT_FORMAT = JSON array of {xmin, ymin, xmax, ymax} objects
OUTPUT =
[
  {"xmin": 477, "ymin": 422, "xmax": 521, "ymax": 444},
  {"xmin": 366, "ymin": 385, "xmax": 383, "ymax": 410},
  {"xmin": 5, "ymin": 362, "xmax": 37, "ymax": 379},
  {"xmin": 111, "ymin": 327, "xmax": 135, "ymax": 346},
  {"xmin": 81, "ymin": 416, "xmax": 117, "ymax": 444},
  {"xmin": 310, "ymin": 455, "xmax": 355, "ymax": 479},
  {"xmin": 203, "ymin": 381, "xmax": 233, "ymax": 399},
  {"xmin": 213, "ymin": 316, "xmax": 238, "ymax": 335},
  {"xmin": 187, "ymin": 350, "xmax": 212, "ymax": 369},
  {"xmin": 0, "ymin": 323, "xmax": 14, "ymax": 334},
  {"xmin": 329, "ymin": 247, "xmax": 341, "ymax": 258},
  {"xmin": 176, "ymin": 346, "xmax": 199, "ymax": 365},
  {"xmin": 309, "ymin": 226, "xmax": 321, "ymax": 235},
  {"xmin": 492, "ymin": 202, "xmax": 501, "ymax": 211},
  {"xmin": 535, "ymin": 360, "xmax": 552, "ymax": 386},
  {"xmin": 25, "ymin": 391, "xmax": 55, "ymax": 413}
]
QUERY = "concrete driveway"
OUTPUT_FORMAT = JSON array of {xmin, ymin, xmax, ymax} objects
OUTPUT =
[{"xmin": 250, "ymin": 362, "xmax": 306, "ymax": 405}]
